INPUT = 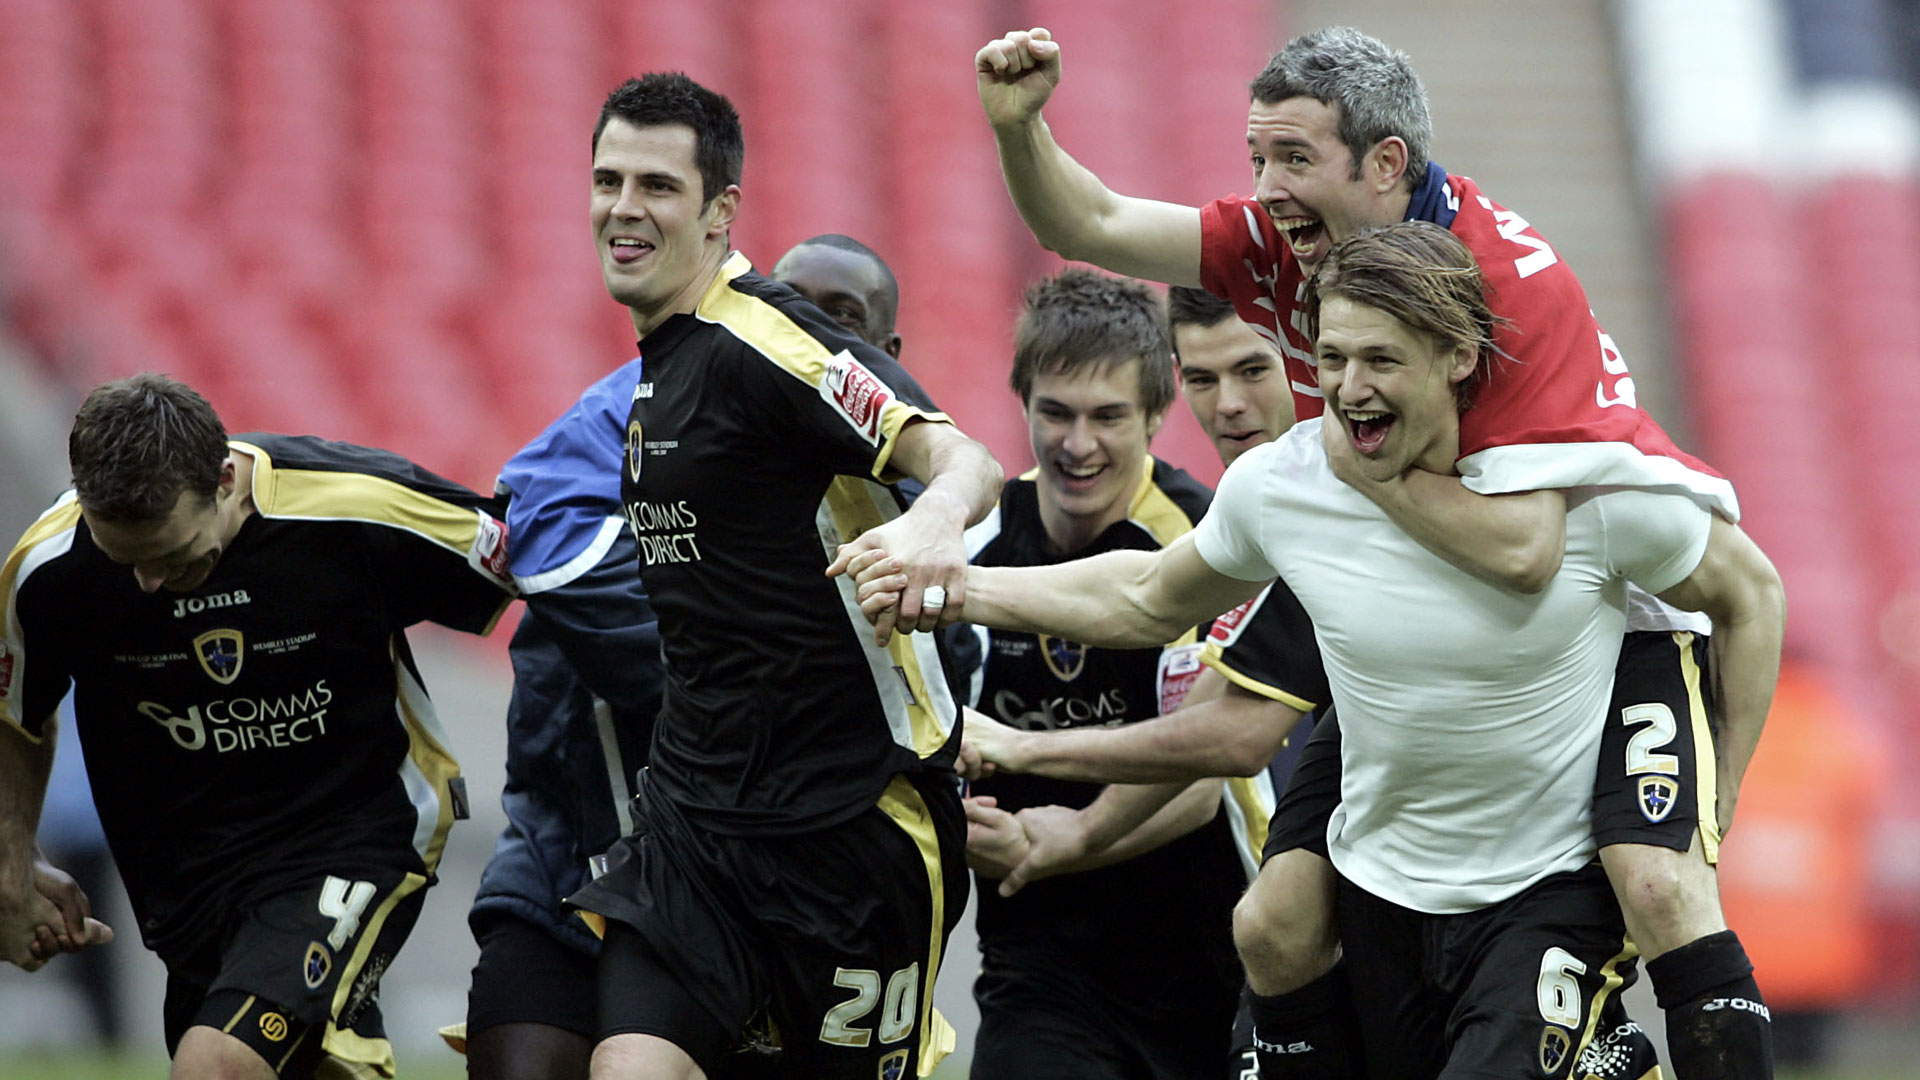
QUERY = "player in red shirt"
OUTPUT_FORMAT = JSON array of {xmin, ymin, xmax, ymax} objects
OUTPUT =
[{"xmin": 976, "ymin": 24, "xmax": 1771, "ymax": 1080}]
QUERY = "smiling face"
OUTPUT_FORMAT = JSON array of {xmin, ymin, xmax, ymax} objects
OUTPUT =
[
  {"xmin": 1314, "ymin": 294, "xmax": 1474, "ymax": 481},
  {"xmin": 86, "ymin": 477, "xmax": 243, "ymax": 594},
  {"xmin": 1026, "ymin": 358, "xmax": 1166, "ymax": 554},
  {"xmin": 591, "ymin": 119, "xmax": 738, "ymax": 337},
  {"xmin": 1174, "ymin": 317, "xmax": 1295, "ymax": 465},
  {"xmin": 1248, "ymin": 97, "xmax": 1407, "ymax": 274}
]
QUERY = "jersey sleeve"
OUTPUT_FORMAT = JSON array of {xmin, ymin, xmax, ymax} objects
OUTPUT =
[
  {"xmin": 735, "ymin": 332, "xmax": 951, "ymax": 487},
  {"xmin": 1190, "ymin": 444, "xmax": 1279, "ymax": 582},
  {"xmin": 1199, "ymin": 582, "xmax": 1328, "ymax": 713},
  {"xmin": 244, "ymin": 438, "xmax": 517, "ymax": 634},
  {"xmin": 1594, "ymin": 489, "xmax": 1713, "ymax": 595},
  {"xmin": 0, "ymin": 501, "xmax": 82, "ymax": 742}
]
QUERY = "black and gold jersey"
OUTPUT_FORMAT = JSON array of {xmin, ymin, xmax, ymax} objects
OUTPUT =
[
  {"xmin": 966, "ymin": 458, "xmax": 1247, "ymax": 1016},
  {"xmin": 0, "ymin": 434, "xmax": 514, "ymax": 961},
  {"xmin": 620, "ymin": 253, "xmax": 958, "ymax": 836},
  {"xmin": 1199, "ymin": 579, "xmax": 1329, "ymax": 713}
]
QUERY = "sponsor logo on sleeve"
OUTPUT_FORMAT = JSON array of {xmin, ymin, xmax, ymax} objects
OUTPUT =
[
  {"xmin": 1207, "ymin": 586, "xmax": 1270, "ymax": 647},
  {"xmin": 1159, "ymin": 643, "xmax": 1204, "ymax": 715},
  {"xmin": 193, "ymin": 629, "xmax": 244, "ymax": 685},
  {"xmin": 472, "ymin": 512, "xmax": 512, "ymax": 587},
  {"xmin": 821, "ymin": 350, "xmax": 893, "ymax": 446}
]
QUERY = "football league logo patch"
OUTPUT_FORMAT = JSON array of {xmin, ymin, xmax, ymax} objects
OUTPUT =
[
  {"xmin": 877, "ymin": 1048, "xmax": 909, "ymax": 1080},
  {"xmin": 193, "ymin": 629, "xmax": 244, "ymax": 685},
  {"xmin": 304, "ymin": 941, "xmax": 332, "ymax": 989},
  {"xmin": 1539, "ymin": 1025, "xmax": 1572, "ymax": 1075},
  {"xmin": 1637, "ymin": 775, "xmax": 1679, "ymax": 823},
  {"xmin": 1039, "ymin": 634, "xmax": 1086, "ymax": 682},
  {"xmin": 821, "ymin": 351, "xmax": 893, "ymax": 446}
]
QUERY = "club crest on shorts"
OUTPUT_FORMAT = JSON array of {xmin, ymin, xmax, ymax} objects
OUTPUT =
[
  {"xmin": 304, "ymin": 941, "xmax": 332, "ymax": 989},
  {"xmin": 877, "ymin": 1048, "xmax": 909, "ymax": 1080},
  {"xmin": 192, "ymin": 629, "xmax": 244, "ymax": 685},
  {"xmin": 1039, "ymin": 634, "xmax": 1086, "ymax": 682},
  {"xmin": 626, "ymin": 420, "xmax": 644, "ymax": 483},
  {"xmin": 1637, "ymin": 775, "xmax": 1679, "ymax": 823},
  {"xmin": 1538, "ymin": 1024, "xmax": 1572, "ymax": 1075}
]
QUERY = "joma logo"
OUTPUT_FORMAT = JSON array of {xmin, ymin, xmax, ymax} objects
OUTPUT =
[{"xmin": 172, "ymin": 589, "xmax": 252, "ymax": 618}]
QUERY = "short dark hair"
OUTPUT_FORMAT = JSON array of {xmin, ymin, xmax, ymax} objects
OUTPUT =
[
  {"xmin": 1249, "ymin": 27, "xmax": 1431, "ymax": 190},
  {"xmin": 69, "ymin": 373, "xmax": 228, "ymax": 523},
  {"xmin": 1166, "ymin": 286, "xmax": 1239, "ymax": 347},
  {"xmin": 1304, "ymin": 222, "xmax": 1503, "ymax": 408},
  {"xmin": 791, "ymin": 233, "xmax": 900, "ymax": 336},
  {"xmin": 594, "ymin": 72, "xmax": 744, "ymax": 207},
  {"xmin": 1011, "ymin": 269, "xmax": 1175, "ymax": 418}
]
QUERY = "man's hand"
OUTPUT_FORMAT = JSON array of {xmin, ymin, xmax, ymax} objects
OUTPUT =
[
  {"xmin": 998, "ymin": 804, "xmax": 1092, "ymax": 897},
  {"xmin": 961, "ymin": 707, "xmax": 1032, "ymax": 776},
  {"xmin": 32, "ymin": 856, "xmax": 112, "ymax": 958},
  {"xmin": 826, "ymin": 501, "xmax": 968, "ymax": 647},
  {"xmin": 976, "ymin": 28, "xmax": 1063, "ymax": 129},
  {"xmin": 964, "ymin": 796, "xmax": 1030, "ymax": 878}
]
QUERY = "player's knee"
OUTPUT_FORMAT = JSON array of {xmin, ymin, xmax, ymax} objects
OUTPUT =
[
  {"xmin": 1232, "ymin": 886, "xmax": 1334, "ymax": 994},
  {"xmin": 1604, "ymin": 844, "xmax": 1725, "ymax": 957},
  {"xmin": 590, "ymin": 1032, "xmax": 706, "ymax": 1080},
  {"xmin": 171, "ymin": 1026, "xmax": 279, "ymax": 1080}
]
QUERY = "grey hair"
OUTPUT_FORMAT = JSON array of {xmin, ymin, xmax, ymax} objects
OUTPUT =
[{"xmin": 1250, "ymin": 26, "xmax": 1431, "ymax": 190}]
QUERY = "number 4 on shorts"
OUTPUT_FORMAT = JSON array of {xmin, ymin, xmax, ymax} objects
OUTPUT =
[{"xmin": 318, "ymin": 876, "xmax": 376, "ymax": 951}]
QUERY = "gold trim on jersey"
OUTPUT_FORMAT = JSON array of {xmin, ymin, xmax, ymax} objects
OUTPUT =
[
  {"xmin": 1125, "ymin": 455, "xmax": 1196, "ymax": 547},
  {"xmin": 820, "ymin": 479, "xmax": 953, "ymax": 758},
  {"xmin": 695, "ymin": 252, "xmax": 951, "ymax": 483},
  {"xmin": 1197, "ymin": 646, "xmax": 1319, "ymax": 713},
  {"xmin": 1221, "ymin": 773, "xmax": 1278, "ymax": 880},
  {"xmin": 875, "ymin": 775, "xmax": 956, "ymax": 1077},
  {"xmin": 0, "ymin": 497, "xmax": 82, "ymax": 742},
  {"xmin": 236, "ymin": 440, "xmax": 492, "ymax": 561},
  {"xmin": 1674, "ymin": 631, "xmax": 1720, "ymax": 864},
  {"xmin": 1573, "ymin": 936, "xmax": 1641, "ymax": 1076},
  {"xmin": 391, "ymin": 636, "xmax": 460, "ymax": 871},
  {"xmin": 321, "ymin": 871, "xmax": 426, "ymax": 1078}
]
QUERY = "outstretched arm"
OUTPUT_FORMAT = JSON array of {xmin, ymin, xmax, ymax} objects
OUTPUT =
[
  {"xmin": 968, "ymin": 669, "xmax": 1302, "ymax": 782},
  {"xmin": 1656, "ymin": 515, "xmax": 1785, "ymax": 833},
  {"xmin": 978, "ymin": 28, "xmax": 1205, "ymax": 286},
  {"xmin": 850, "ymin": 532, "xmax": 1265, "ymax": 650}
]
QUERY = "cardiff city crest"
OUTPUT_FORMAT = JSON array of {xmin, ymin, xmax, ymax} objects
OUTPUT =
[{"xmin": 193, "ymin": 629, "xmax": 244, "ymax": 685}]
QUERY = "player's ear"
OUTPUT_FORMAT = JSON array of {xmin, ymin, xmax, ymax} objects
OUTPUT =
[
  {"xmin": 1369, "ymin": 137, "xmax": 1409, "ymax": 194},
  {"xmin": 884, "ymin": 332, "xmax": 903, "ymax": 360},
  {"xmin": 704, "ymin": 185, "xmax": 741, "ymax": 237},
  {"xmin": 1445, "ymin": 342, "xmax": 1477, "ymax": 386}
]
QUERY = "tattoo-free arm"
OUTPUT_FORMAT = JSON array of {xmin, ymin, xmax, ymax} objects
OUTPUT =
[{"xmin": 1656, "ymin": 515, "xmax": 1785, "ymax": 833}]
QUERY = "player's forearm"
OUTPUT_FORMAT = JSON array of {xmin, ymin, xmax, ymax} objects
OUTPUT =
[
  {"xmin": 910, "ymin": 429, "xmax": 1002, "ymax": 530},
  {"xmin": 1374, "ymin": 476, "xmax": 1565, "ymax": 593},
  {"xmin": 994, "ymin": 115, "xmax": 1113, "ymax": 262},
  {"xmin": 964, "ymin": 551, "xmax": 1181, "ymax": 648},
  {"xmin": 1018, "ymin": 695, "xmax": 1295, "ymax": 783},
  {"xmin": 0, "ymin": 722, "xmax": 53, "ymax": 886},
  {"xmin": 1075, "ymin": 780, "xmax": 1223, "ymax": 869},
  {"xmin": 1704, "ymin": 566, "xmax": 1786, "ymax": 809}
]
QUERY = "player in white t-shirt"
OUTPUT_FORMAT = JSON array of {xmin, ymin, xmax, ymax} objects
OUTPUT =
[{"xmin": 842, "ymin": 222, "xmax": 1785, "ymax": 1078}]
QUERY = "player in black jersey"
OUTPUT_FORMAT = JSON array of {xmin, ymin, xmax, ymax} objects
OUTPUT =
[
  {"xmin": 457, "ymin": 234, "xmax": 916, "ymax": 1080},
  {"xmin": 0, "ymin": 374, "xmax": 515, "ymax": 1079},
  {"xmin": 953, "ymin": 268, "xmax": 1252, "ymax": 1080},
  {"xmin": 563, "ymin": 75, "xmax": 1001, "ymax": 1080},
  {"xmin": 960, "ymin": 286, "xmax": 1344, "ymax": 1078}
]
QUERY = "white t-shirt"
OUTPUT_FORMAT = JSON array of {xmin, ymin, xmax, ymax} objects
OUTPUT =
[{"xmin": 1191, "ymin": 420, "xmax": 1712, "ymax": 913}]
